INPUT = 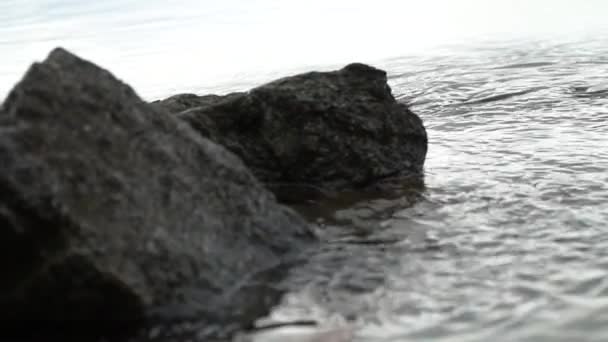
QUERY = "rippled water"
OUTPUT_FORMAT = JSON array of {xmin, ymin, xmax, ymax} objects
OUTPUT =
[
  {"xmin": 3, "ymin": 2, "xmax": 608, "ymax": 341},
  {"xmin": 259, "ymin": 38, "xmax": 608, "ymax": 342}
]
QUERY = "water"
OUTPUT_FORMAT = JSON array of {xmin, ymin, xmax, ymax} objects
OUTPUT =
[
  {"xmin": 2, "ymin": 2, "xmax": 608, "ymax": 341},
  {"xmin": 263, "ymin": 38, "xmax": 608, "ymax": 342}
]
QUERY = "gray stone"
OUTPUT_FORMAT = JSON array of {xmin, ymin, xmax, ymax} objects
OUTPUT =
[
  {"xmin": 154, "ymin": 63, "xmax": 427, "ymax": 202},
  {"xmin": 0, "ymin": 48, "xmax": 314, "ymax": 341}
]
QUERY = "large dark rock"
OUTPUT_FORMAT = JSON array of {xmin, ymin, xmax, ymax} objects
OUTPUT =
[
  {"xmin": 0, "ymin": 48, "xmax": 314, "ymax": 341},
  {"xmin": 154, "ymin": 63, "xmax": 427, "ymax": 201}
]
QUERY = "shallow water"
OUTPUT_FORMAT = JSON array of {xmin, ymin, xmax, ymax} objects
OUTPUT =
[
  {"xmin": 3, "ymin": 2, "xmax": 608, "ymax": 342},
  {"xmin": 260, "ymin": 38, "xmax": 608, "ymax": 342}
]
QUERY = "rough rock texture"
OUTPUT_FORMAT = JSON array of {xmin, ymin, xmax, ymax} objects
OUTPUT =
[
  {"xmin": 0, "ymin": 48, "xmax": 314, "ymax": 341},
  {"xmin": 153, "ymin": 63, "xmax": 427, "ymax": 201}
]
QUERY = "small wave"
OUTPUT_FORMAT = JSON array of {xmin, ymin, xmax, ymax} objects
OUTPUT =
[
  {"xmin": 459, "ymin": 87, "xmax": 546, "ymax": 105},
  {"xmin": 569, "ymin": 84, "xmax": 608, "ymax": 98},
  {"xmin": 494, "ymin": 62, "xmax": 555, "ymax": 69}
]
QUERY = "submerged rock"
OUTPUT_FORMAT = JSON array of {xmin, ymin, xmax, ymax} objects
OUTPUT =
[
  {"xmin": 0, "ymin": 48, "xmax": 314, "ymax": 341},
  {"xmin": 154, "ymin": 63, "xmax": 427, "ymax": 202}
]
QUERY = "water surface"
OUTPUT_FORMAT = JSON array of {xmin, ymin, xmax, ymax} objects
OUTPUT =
[{"xmin": 262, "ymin": 37, "xmax": 608, "ymax": 342}]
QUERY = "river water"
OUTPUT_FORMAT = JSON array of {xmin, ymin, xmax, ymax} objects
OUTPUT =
[{"xmin": 2, "ymin": 1, "xmax": 608, "ymax": 342}]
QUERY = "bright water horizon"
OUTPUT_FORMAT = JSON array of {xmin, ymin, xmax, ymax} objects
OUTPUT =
[{"xmin": 2, "ymin": 0, "xmax": 608, "ymax": 100}]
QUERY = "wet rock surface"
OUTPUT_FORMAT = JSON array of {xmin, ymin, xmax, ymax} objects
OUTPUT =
[
  {"xmin": 153, "ymin": 63, "xmax": 428, "ymax": 202},
  {"xmin": 0, "ymin": 48, "xmax": 315, "ymax": 341}
]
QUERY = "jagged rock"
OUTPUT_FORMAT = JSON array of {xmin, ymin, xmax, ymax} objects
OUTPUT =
[
  {"xmin": 153, "ymin": 63, "xmax": 427, "ymax": 202},
  {"xmin": 0, "ymin": 48, "xmax": 314, "ymax": 341}
]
